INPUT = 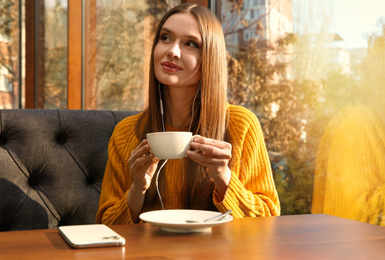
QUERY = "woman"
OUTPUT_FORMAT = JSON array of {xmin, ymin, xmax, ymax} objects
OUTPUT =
[{"xmin": 96, "ymin": 3, "xmax": 280, "ymax": 224}]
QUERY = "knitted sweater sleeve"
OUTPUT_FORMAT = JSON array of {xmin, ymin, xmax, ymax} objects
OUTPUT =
[
  {"xmin": 312, "ymin": 105, "xmax": 385, "ymax": 226},
  {"xmin": 214, "ymin": 105, "xmax": 280, "ymax": 217},
  {"xmin": 95, "ymin": 116, "xmax": 138, "ymax": 225}
]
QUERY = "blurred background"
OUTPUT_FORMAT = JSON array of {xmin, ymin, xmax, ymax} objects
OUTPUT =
[{"xmin": 1, "ymin": 0, "xmax": 384, "ymax": 221}]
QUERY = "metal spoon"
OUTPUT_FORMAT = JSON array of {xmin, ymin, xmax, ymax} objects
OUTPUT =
[{"xmin": 186, "ymin": 210, "xmax": 232, "ymax": 223}]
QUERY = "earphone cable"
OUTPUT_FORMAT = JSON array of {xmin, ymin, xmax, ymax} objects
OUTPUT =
[
  {"xmin": 158, "ymin": 82, "xmax": 166, "ymax": 132},
  {"xmin": 155, "ymin": 159, "xmax": 168, "ymax": 210},
  {"xmin": 155, "ymin": 83, "xmax": 199, "ymax": 209}
]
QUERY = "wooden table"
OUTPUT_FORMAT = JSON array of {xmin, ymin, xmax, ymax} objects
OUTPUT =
[{"xmin": 1, "ymin": 214, "xmax": 385, "ymax": 259}]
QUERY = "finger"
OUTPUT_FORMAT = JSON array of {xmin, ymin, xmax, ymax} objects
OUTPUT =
[
  {"xmin": 192, "ymin": 137, "xmax": 229, "ymax": 149},
  {"xmin": 146, "ymin": 157, "xmax": 161, "ymax": 177},
  {"xmin": 130, "ymin": 144, "xmax": 151, "ymax": 163},
  {"xmin": 130, "ymin": 154, "xmax": 155, "ymax": 173},
  {"xmin": 191, "ymin": 138, "xmax": 232, "ymax": 157},
  {"xmin": 187, "ymin": 150, "xmax": 229, "ymax": 165},
  {"xmin": 187, "ymin": 157, "xmax": 228, "ymax": 177},
  {"xmin": 190, "ymin": 143, "xmax": 231, "ymax": 158}
]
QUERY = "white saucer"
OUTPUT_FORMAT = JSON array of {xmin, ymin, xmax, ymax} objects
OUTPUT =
[{"xmin": 139, "ymin": 209, "xmax": 233, "ymax": 233}]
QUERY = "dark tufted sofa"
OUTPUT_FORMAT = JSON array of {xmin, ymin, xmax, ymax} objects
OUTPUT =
[{"xmin": 0, "ymin": 109, "xmax": 138, "ymax": 231}]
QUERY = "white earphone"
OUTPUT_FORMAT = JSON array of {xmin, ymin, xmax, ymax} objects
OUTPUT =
[
  {"xmin": 158, "ymin": 81, "xmax": 166, "ymax": 132},
  {"xmin": 156, "ymin": 81, "xmax": 199, "ymax": 210}
]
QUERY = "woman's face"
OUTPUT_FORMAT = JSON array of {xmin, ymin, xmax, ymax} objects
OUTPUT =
[{"xmin": 154, "ymin": 13, "xmax": 202, "ymax": 89}]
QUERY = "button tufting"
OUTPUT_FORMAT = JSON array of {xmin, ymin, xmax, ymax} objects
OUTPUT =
[
  {"xmin": 86, "ymin": 176, "xmax": 95, "ymax": 185},
  {"xmin": 56, "ymin": 133, "xmax": 66, "ymax": 145},
  {"xmin": 28, "ymin": 176, "xmax": 39, "ymax": 188},
  {"xmin": 0, "ymin": 134, "xmax": 6, "ymax": 145}
]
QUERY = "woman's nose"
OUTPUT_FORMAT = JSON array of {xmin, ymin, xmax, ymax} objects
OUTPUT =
[{"xmin": 167, "ymin": 43, "xmax": 181, "ymax": 59}]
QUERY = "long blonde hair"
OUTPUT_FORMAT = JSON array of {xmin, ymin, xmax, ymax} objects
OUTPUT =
[{"xmin": 136, "ymin": 3, "xmax": 229, "ymax": 211}]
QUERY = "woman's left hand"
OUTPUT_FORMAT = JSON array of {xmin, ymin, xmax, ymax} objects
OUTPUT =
[{"xmin": 186, "ymin": 136, "xmax": 232, "ymax": 198}]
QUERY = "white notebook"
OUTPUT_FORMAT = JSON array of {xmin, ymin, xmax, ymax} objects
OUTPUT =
[{"xmin": 59, "ymin": 224, "xmax": 126, "ymax": 248}]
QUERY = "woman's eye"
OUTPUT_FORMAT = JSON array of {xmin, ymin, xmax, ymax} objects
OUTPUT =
[
  {"xmin": 160, "ymin": 34, "xmax": 171, "ymax": 42},
  {"xmin": 186, "ymin": 41, "xmax": 199, "ymax": 49}
]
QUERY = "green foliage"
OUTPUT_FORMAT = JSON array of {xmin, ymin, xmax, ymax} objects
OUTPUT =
[
  {"xmin": 44, "ymin": 1, "xmax": 68, "ymax": 109},
  {"xmin": 93, "ymin": 1, "xmax": 149, "ymax": 110},
  {"xmin": 44, "ymin": 46, "xmax": 67, "ymax": 109},
  {"xmin": 273, "ymin": 140, "xmax": 314, "ymax": 215},
  {"xmin": 224, "ymin": 3, "xmax": 364, "ymax": 215}
]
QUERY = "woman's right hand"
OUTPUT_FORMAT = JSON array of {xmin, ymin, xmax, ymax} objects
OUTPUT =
[{"xmin": 128, "ymin": 139, "xmax": 159, "ymax": 193}]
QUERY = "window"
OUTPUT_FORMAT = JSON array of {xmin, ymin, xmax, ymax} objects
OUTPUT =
[
  {"xmin": 222, "ymin": 0, "xmax": 385, "ymax": 224},
  {"xmin": 244, "ymin": 31, "xmax": 250, "ymax": 41}
]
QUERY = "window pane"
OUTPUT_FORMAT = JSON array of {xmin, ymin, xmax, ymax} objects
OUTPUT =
[
  {"xmin": 84, "ymin": 0, "xmax": 181, "ymax": 110},
  {"xmin": 0, "ymin": 0, "xmax": 20, "ymax": 109},
  {"xmin": 37, "ymin": 0, "xmax": 68, "ymax": 109},
  {"xmin": 222, "ymin": 0, "xmax": 385, "ymax": 223}
]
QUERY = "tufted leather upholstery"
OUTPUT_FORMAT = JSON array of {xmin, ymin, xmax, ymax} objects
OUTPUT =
[{"xmin": 0, "ymin": 109, "xmax": 138, "ymax": 231}]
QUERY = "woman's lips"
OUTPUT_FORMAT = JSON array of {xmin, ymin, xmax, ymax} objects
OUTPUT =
[{"xmin": 161, "ymin": 62, "xmax": 182, "ymax": 72}]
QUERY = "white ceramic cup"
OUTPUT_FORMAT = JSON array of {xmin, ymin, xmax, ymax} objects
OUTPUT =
[{"xmin": 146, "ymin": 132, "xmax": 200, "ymax": 159}]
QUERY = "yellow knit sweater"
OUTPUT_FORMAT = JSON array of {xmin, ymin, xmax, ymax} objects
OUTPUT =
[
  {"xmin": 312, "ymin": 105, "xmax": 385, "ymax": 226},
  {"xmin": 96, "ymin": 104, "xmax": 280, "ymax": 224}
]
